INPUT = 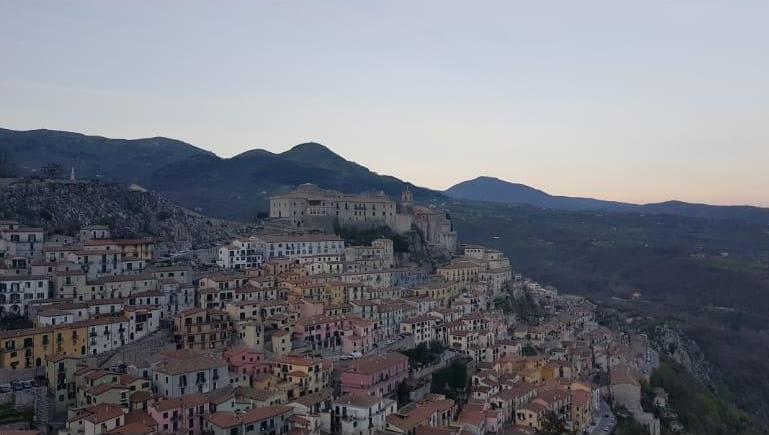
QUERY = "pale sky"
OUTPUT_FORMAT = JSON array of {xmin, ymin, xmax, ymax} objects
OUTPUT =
[{"xmin": 2, "ymin": 1, "xmax": 768, "ymax": 206}]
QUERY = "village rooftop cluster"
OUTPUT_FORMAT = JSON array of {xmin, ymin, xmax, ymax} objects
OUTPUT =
[{"xmin": 0, "ymin": 186, "xmax": 662, "ymax": 435}]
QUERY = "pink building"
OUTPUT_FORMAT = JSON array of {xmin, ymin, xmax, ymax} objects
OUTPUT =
[
  {"xmin": 340, "ymin": 352, "xmax": 409, "ymax": 397},
  {"xmin": 293, "ymin": 315, "xmax": 352, "ymax": 348},
  {"xmin": 296, "ymin": 300, "xmax": 325, "ymax": 318},
  {"xmin": 149, "ymin": 393, "xmax": 209, "ymax": 435},
  {"xmin": 223, "ymin": 347, "xmax": 269, "ymax": 380},
  {"xmin": 341, "ymin": 317, "xmax": 375, "ymax": 355}
]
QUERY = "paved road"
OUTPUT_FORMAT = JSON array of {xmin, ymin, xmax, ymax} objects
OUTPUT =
[{"xmin": 588, "ymin": 399, "xmax": 616, "ymax": 435}]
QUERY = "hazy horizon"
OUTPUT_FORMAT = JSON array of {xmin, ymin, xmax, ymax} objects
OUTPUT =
[{"xmin": 2, "ymin": 1, "xmax": 768, "ymax": 206}]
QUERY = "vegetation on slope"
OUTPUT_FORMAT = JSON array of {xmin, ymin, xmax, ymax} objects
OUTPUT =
[
  {"xmin": 430, "ymin": 359, "xmax": 469, "ymax": 402},
  {"xmin": 449, "ymin": 200, "xmax": 769, "ymax": 423},
  {"xmin": 650, "ymin": 360, "xmax": 764, "ymax": 435}
]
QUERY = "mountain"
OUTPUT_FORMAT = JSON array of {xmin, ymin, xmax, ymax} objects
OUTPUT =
[
  {"xmin": 0, "ymin": 128, "xmax": 441, "ymax": 220},
  {"xmin": 4, "ymin": 127, "xmax": 768, "ymax": 223},
  {"xmin": 446, "ymin": 176, "xmax": 769, "ymax": 224},
  {"xmin": 445, "ymin": 176, "xmax": 634, "ymax": 211},
  {"xmin": 0, "ymin": 128, "xmax": 214, "ymax": 181}
]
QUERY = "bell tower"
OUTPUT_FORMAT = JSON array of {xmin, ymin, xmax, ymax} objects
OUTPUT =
[{"xmin": 400, "ymin": 189, "xmax": 413, "ymax": 214}]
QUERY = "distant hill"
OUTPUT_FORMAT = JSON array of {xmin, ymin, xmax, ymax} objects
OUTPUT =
[
  {"xmin": 4, "ymin": 128, "xmax": 768, "ymax": 223},
  {"xmin": 0, "ymin": 128, "xmax": 214, "ymax": 181},
  {"xmin": 446, "ymin": 176, "xmax": 769, "ymax": 224},
  {"xmin": 445, "ymin": 176, "xmax": 634, "ymax": 211},
  {"xmin": 0, "ymin": 128, "xmax": 442, "ymax": 220}
]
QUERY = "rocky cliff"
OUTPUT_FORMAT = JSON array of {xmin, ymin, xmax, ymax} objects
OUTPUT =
[{"xmin": 0, "ymin": 179, "xmax": 258, "ymax": 250}]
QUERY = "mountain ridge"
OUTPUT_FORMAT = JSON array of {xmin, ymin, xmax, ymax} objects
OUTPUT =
[
  {"xmin": 445, "ymin": 176, "xmax": 769, "ymax": 223},
  {"xmin": 3, "ymin": 127, "xmax": 768, "ymax": 223},
  {"xmin": 0, "ymin": 127, "xmax": 442, "ymax": 220}
]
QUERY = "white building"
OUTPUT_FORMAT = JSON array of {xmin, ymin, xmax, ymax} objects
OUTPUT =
[
  {"xmin": 78, "ymin": 225, "xmax": 111, "ymax": 242},
  {"xmin": 331, "ymin": 395, "xmax": 397, "ymax": 435},
  {"xmin": 345, "ymin": 238, "xmax": 394, "ymax": 270},
  {"xmin": 0, "ymin": 221, "xmax": 44, "ymax": 260},
  {"xmin": 254, "ymin": 234, "xmax": 344, "ymax": 260},
  {"xmin": 400, "ymin": 315, "xmax": 438, "ymax": 346},
  {"xmin": 84, "ymin": 316, "xmax": 132, "ymax": 355},
  {"xmin": 217, "ymin": 238, "xmax": 264, "ymax": 270},
  {"xmin": 152, "ymin": 351, "xmax": 230, "ymax": 398},
  {"xmin": 269, "ymin": 183, "xmax": 397, "ymax": 229},
  {"xmin": 124, "ymin": 305, "xmax": 162, "ymax": 341},
  {"xmin": 0, "ymin": 275, "xmax": 48, "ymax": 316}
]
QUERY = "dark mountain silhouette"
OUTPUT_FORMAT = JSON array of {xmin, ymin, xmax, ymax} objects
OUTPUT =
[
  {"xmin": 3, "ymin": 128, "xmax": 767, "ymax": 223},
  {"xmin": 0, "ymin": 128, "xmax": 440, "ymax": 220},
  {"xmin": 445, "ymin": 176, "xmax": 769, "ymax": 224},
  {"xmin": 0, "ymin": 128, "xmax": 213, "ymax": 181}
]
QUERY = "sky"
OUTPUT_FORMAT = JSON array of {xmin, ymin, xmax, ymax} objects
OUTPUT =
[{"xmin": 2, "ymin": 1, "xmax": 768, "ymax": 206}]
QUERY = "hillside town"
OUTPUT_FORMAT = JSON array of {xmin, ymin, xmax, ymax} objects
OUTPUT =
[{"xmin": 0, "ymin": 186, "xmax": 662, "ymax": 435}]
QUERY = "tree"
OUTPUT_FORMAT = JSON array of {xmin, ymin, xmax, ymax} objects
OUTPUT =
[
  {"xmin": 0, "ymin": 151, "xmax": 16, "ymax": 177},
  {"xmin": 536, "ymin": 412, "xmax": 567, "ymax": 435},
  {"xmin": 40, "ymin": 162, "xmax": 64, "ymax": 179},
  {"xmin": 522, "ymin": 344, "xmax": 538, "ymax": 356}
]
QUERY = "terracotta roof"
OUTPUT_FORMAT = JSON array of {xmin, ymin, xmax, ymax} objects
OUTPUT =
[
  {"xmin": 334, "ymin": 394, "xmax": 389, "ymax": 408},
  {"xmin": 344, "ymin": 352, "xmax": 408, "ymax": 375},
  {"xmin": 84, "ymin": 238, "xmax": 154, "ymax": 246},
  {"xmin": 206, "ymin": 406, "xmax": 293, "ymax": 429},
  {"xmin": 87, "ymin": 383, "xmax": 127, "ymax": 396},
  {"xmin": 83, "ymin": 369, "xmax": 113, "ymax": 381},
  {"xmin": 105, "ymin": 422, "xmax": 154, "ymax": 435},
  {"xmin": 154, "ymin": 353, "xmax": 226, "ymax": 375},
  {"xmin": 291, "ymin": 388, "xmax": 331, "ymax": 407},
  {"xmin": 83, "ymin": 403, "xmax": 126, "ymax": 424},
  {"xmin": 152, "ymin": 398, "xmax": 182, "ymax": 412},
  {"xmin": 129, "ymin": 390, "xmax": 153, "ymax": 403},
  {"xmin": 258, "ymin": 234, "xmax": 342, "ymax": 243},
  {"xmin": 125, "ymin": 410, "xmax": 158, "ymax": 427}
]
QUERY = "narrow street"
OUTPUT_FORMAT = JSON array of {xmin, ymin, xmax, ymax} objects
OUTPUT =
[{"xmin": 589, "ymin": 399, "xmax": 616, "ymax": 435}]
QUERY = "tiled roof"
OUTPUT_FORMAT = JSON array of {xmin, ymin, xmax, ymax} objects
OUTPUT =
[
  {"xmin": 154, "ymin": 353, "xmax": 226, "ymax": 375},
  {"xmin": 344, "ymin": 352, "xmax": 407, "ymax": 375},
  {"xmin": 82, "ymin": 403, "xmax": 126, "ymax": 424}
]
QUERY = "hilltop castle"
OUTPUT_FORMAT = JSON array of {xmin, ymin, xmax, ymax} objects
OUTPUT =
[{"xmin": 269, "ymin": 184, "xmax": 457, "ymax": 254}]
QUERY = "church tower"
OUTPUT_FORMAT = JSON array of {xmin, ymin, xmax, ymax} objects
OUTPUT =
[{"xmin": 400, "ymin": 189, "xmax": 413, "ymax": 214}]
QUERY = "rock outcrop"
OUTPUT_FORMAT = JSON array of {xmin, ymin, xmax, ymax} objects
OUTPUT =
[{"xmin": 0, "ymin": 179, "xmax": 258, "ymax": 250}]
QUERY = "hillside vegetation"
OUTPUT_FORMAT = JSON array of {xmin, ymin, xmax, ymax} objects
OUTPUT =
[
  {"xmin": 449, "ymin": 200, "xmax": 769, "ymax": 422},
  {"xmin": 650, "ymin": 360, "xmax": 764, "ymax": 435},
  {"xmin": 0, "ymin": 179, "xmax": 256, "ymax": 249}
]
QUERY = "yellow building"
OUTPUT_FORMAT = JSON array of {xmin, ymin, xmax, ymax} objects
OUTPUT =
[
  {"xmin": 47, "ymin": 353, "xmax": 81, "ymax": 412},
  {"xmin": 411, "ymin": 280, "xmax": 460, "ymax": 307},
  {"xmin": 436, "ymin": 259, "xmax": 482, "ymax": 284},
  {"xmin": 323, "ymin": 282, "xmax": 347, "ymax": 305},
  {"xmin": 0, "ymin": 322, "xmax": 89, "ymax": 369},
  {"xmin": 172, "ymin": 307, "xmax": 232, "ymax": 350},
  {"xmin": 224, "ymin": 301, "xmax": 262, "ymax": 322},
  {"xmin": 272, "ymin": 355, "xmax": 326, "ymax": 400}
]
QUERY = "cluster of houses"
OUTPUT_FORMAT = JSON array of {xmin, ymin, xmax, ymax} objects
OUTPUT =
[{"xmin": 0, "ymin": 186, "xmax": 660, "ymax": 435}]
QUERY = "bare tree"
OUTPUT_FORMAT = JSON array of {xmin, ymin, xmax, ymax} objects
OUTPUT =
[
  {"xmin": 0, "ymin": 151, "xmax": 16, "ymax": 177},
  {"xmin": 40, "ymin": 162, "xmax": 64, "ymax": 179}
]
